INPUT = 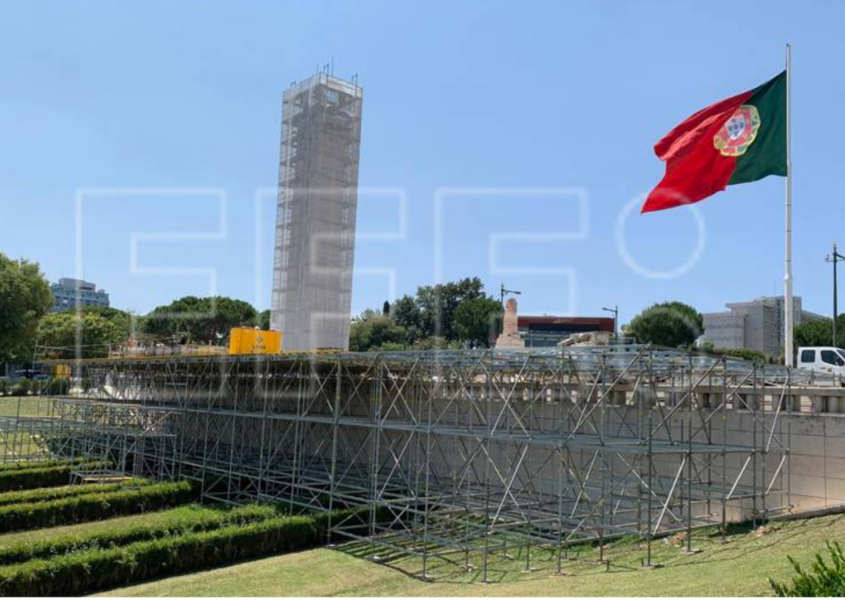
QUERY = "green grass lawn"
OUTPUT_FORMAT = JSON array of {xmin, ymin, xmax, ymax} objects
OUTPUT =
[
  {"xmin": 101, "ymin": 513, "xmax": 845, "ymax": 597},
  {"xmin": 0, "ymin": 504, "xmax": 224, "ymax": 550},
  {"xmin": 0, "ymin": 396, "xmax": 55, "ymax": 418}
]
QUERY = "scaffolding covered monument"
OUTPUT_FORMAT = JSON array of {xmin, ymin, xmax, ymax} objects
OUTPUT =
[{"xmin": 270, "ymin": 72, "xmax": 364, "ymax": 351}]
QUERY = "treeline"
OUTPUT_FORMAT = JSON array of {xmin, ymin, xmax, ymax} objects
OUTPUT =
[
  {"xmin": 0, "ymin": 252, "xmax": 273, "ymax": 360},
  {"xmin": 350, "ymin": 277, "xmax": 502, "ymax": 352}
]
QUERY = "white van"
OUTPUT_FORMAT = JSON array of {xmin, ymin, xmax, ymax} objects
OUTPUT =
[{"xmin": 797, "ymin": 347, "xmax": 845, "ymax": 377}]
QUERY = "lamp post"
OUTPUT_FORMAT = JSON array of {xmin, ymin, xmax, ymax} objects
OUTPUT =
[
  {"xmin": 825, "ymin": 243, "xmax": 845, "ymax": 347},
  {"xmin": 602, "ymin": 305, "xmax": 619, "ymax": 341},
  {"xmin": 499, "ymin": 283, "xmax": 521, "ymax": 307}
]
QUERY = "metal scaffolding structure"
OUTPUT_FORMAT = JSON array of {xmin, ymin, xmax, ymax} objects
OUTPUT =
[
  {"xmin": 5, "ymin": 344, "xmax": 831, "ymax": 578},
  {"xmin": 270, "ymin": 71, "xmax": 364, "ymax": 351}
]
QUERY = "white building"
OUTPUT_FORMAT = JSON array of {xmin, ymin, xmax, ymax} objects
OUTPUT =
[
  {"xmin": 50, "ymin": 278, "xmax": 109, "ymax": 312},
  {"xmin": 701, "ymin": 296, "xmax": 824, "ymax": 357},
  {"xmin": 270, "ymin": 73, "xmax": 364, "ymax": 351}
]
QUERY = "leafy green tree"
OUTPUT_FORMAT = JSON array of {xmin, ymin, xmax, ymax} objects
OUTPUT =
[
  {"xmin": 391, "ymin": 295, "xmax": 424, "ymax": 343},
  {"xmin": 454, "ymin": 297, "xmax": 502, "ymax": 347},
  {"xmin": 0, "ymin": 254, "xmax": 52, "ymax": 364},
  {"xmin": 349, "ymin": 310, "xmax": 409, "ymax": 352},
  {"xmin": 55, "ymin": 306, "xmax": 135, "ymax": 341},
  {"xmin": 415, "ymin": 277, "xmax": 487, "ymax": 340},
  {"xmin": 257, "ymin": 309, "xmax": 271, "ymax": 331},
  {"xmin": 143, "ymin": 296, "xmax": 257, "ymax": 344},
  {"xmin": 37, "ymin": 312, "xmax": 125, "ymax": 358},
  {"xmin": 793, "ymin": 316, "xmax": 845, "ymax": 348},
  {"xmin": 625, "ymin": 301, "xmax": 703, "ymax": 348}
]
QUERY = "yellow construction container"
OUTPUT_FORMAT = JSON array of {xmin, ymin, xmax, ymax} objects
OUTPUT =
[
  {"xmin": 53, "ymin": 364, "xmax": 71, "ymax": 379},
  {"xmin": 228, "ymin": 328, "xmax": 282, "ymax": 355}
]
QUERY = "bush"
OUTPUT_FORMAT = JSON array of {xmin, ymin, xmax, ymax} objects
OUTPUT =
[
  {"xmin": 0, "ymin": 479, "xmax": 148, "ymax": 508},
  {"xmin": 698, "ymin": 342, "xmax": 769, "ymax": 364},
  {"xmin": 0, "ymin": 480, "xmax": 196, "ymax": 533},
  {"xmin": 0, "ymin": 507, "xmax": 362, "ymax": 596},
  {"xmin": 0, "ymin": 457, "xmax": 88, "ymax": 473},
  {"xmin": 44, "ymin": 378, "xmax": 70, "ymax": 395},
  {"xmin": 8, "ymin": 380, "xmax": 29, "ymax": 396},
  {"xmin": 770, "ymin": 541, "xmax": 845, "ymax": 596},
  {"xmin": 0, "ymin": 502, "xmax": 277, "ymax": 565},
  {"xmin": 0, "ymin": 461, "xmax": 103, "ymax": 493}
]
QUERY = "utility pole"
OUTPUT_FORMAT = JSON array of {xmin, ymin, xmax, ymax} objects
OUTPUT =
[
  {"xmin": 602, "ymin": 306, "xmax": 619, "ymax": 341},
  {"xmin": 826, "ymin": 243, "xmax": 845, "ymax": 346}
]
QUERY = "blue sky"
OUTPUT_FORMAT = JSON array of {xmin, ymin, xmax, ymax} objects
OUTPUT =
[{"xmin": 1, "ymin": 0, "xmax": 843, "ymax": 325}]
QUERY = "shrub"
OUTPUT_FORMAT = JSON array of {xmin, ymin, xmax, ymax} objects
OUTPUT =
[
  {"xmin": 0, "ymin": 512, "xmax": 323, "ymax": 595},
  {"xmin": 770, "ymin": 541, "xmax": 845, "ymax": 596},
  {"xmin": 8, "ymin": 380, "xmax": 30, "ymax": 396},
  {"xmin": 0, "ymin": 503, "xmax": 277, "ymax": 565},
  {"xmin": 0, "ymin": 479, "xmax": 148, "ymax": 508},
  {"xmin": 0, "ymin": 461, "xmax": 103, "ymax": 493},
  {"xmin": 0, "ymin": 480, "xmax": 196, "ymax": 533},
  {"xmin": 45, "ymin": 378, "xmax": 70, "ymax": 395},
  {"xmin": 0, "ymin": 457, "xmax": 88, "ymax": 473}
]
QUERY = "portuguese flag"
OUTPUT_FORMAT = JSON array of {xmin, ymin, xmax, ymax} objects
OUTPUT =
[{"xmin": 642, "ymin": 71, "xmax": 787, "ymax": 213}]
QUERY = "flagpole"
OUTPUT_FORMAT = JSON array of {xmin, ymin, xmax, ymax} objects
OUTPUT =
[{"xmin": 785, "ymin": 43, "xmax": 794, "ymax": 366}]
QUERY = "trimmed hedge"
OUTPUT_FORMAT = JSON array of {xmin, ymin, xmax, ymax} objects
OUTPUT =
[
  {"xmin": 0, "ymin": 503, "xmax": 277, "ymax": 565},
  {"xmin": 0, "ymin": 507, "xmax": 364, "ymax": 596},
  {"xmin": 0, "ymin": 480, "xmax": 196, "ymax": 533},
  {"xmin": 0, "ymin": 458, "xmax": 86, "ymax": 473},
  {"xmin": 0, "ymin": 480, "xmax": 148, "ymax": 508},
  {"xmin": 0, "ymin": 461, "xmax": 103, "ymax": 493}
]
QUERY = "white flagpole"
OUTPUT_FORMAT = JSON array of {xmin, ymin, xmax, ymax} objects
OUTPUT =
[{"xmin": 785, "ymin": 43, "xmax": 794, "ymax": 366}]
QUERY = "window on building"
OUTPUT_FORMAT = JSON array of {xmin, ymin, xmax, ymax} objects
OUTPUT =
[
  {"xmin": 801, "ymin": 349, "xmax": 816, "ymax": 363},
  {"xmin": 821, "ymin": 350, "xmax": 843, "ymax": 366}
]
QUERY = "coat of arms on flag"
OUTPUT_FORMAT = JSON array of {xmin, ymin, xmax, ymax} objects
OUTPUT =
[{"xmin": 713, "ymin": 105, "xmax": 761, "ymax": 157}]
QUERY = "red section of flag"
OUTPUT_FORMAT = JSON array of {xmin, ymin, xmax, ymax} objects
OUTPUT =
[{"xmin": 641, "ymin": 89, "xmax": 754, "ymax": 213}]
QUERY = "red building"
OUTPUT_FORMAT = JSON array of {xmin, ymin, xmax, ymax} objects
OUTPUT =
[{"xmin": 517, "ymin": 316, "xmax": 615, "ymax": 347}]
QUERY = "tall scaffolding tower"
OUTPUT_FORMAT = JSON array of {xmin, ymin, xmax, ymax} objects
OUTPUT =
[{"xmin": 270, "ymin": 72, "xmax": 364, "ymax": 351}]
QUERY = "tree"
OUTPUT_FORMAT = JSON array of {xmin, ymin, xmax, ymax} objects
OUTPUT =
[
  {"xmin": 415, "ymin": 277, "xmax": 487, "ymax": 340},
  {"xmin": 143, "ymin": 296, "xmax": 258, "ymax": 344},
  {"xmin": 625, "ymin": 301, "xmax": 703, "ymax": 348},
  {"xmin": 55, "ymin": 305, "xmax": 135, "ymax": 340},
  {"xmin": 454, "ymin": 297, "xmax": 502, "ymax": 347},
  {"xmin": 391, "ymin": 295, "xmax": 424, "ymax": 343},
  {"xmin": 0, "ymin": 254, "xmax": 52, "ymax": 364},
  {"xmin": 38, "ymin": 311, "xmax": 125, "ymax": 358},
  {"xmin": 348, "ymin": 310, "xmax": 409, "ymax": 352},
  {"xmin": 257, "ymin": 309, "xmax": 271, "ymax": 331},
  {"xmin": 794, "ymin": 317, "xmax": 837, "ymax": 348},
  {"xmin": 349, "ymin": 278, "xmax": 498, "ymax": 350}
]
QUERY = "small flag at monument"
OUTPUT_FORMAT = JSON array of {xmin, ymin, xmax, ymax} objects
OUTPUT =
[{"xmin": 642, "ymin": 71, "xmax": 787, "ymax": 213}]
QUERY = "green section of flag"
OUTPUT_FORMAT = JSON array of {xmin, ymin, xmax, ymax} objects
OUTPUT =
[{"xmin": 729, "ymin": 70, "xmax": 787, "ymax": 186}]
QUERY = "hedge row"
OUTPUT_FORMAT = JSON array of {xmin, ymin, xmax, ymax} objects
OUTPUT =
[
  {"xmin": 0, "ymin": 461, "xmax": 104, "ymax": 493},
  {"xmin": 0, "ymin": 513, "xmax": 309, "ymax": 596},
  {"xmin": 0, "ymin": 503, "xmax": 278, "ymax": 565},
  {"xmin": 0, "ymin": 507, "xmax": 365, "ymax": 596},
  {"xmin": 0, "ymin": 457, "xmax": 86, "ymax": 473},
  {"xmin": 0, "ymin": 479, "xmax": 149, "ymax": 508},
  {"xmin": 0, "ymin": 480, "xmax": 196, "ymax": 533}
]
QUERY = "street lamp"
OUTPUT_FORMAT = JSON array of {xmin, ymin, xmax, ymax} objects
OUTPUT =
[
  {"xmin": 602, "ymin": 305, "xmax": 619, "ymax": 341},
  {"xmin": 825, "ymin": 243, "xmax": 845, "ymax": 347},
  {"xmin": 499, "ymin": 283, "xmax": 521, "ymax": 307}
]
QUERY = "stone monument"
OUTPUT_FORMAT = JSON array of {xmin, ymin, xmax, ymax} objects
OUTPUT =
[{"xmin": 495, "ymin": 298, "xmax": 525, "ymax": 349}]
